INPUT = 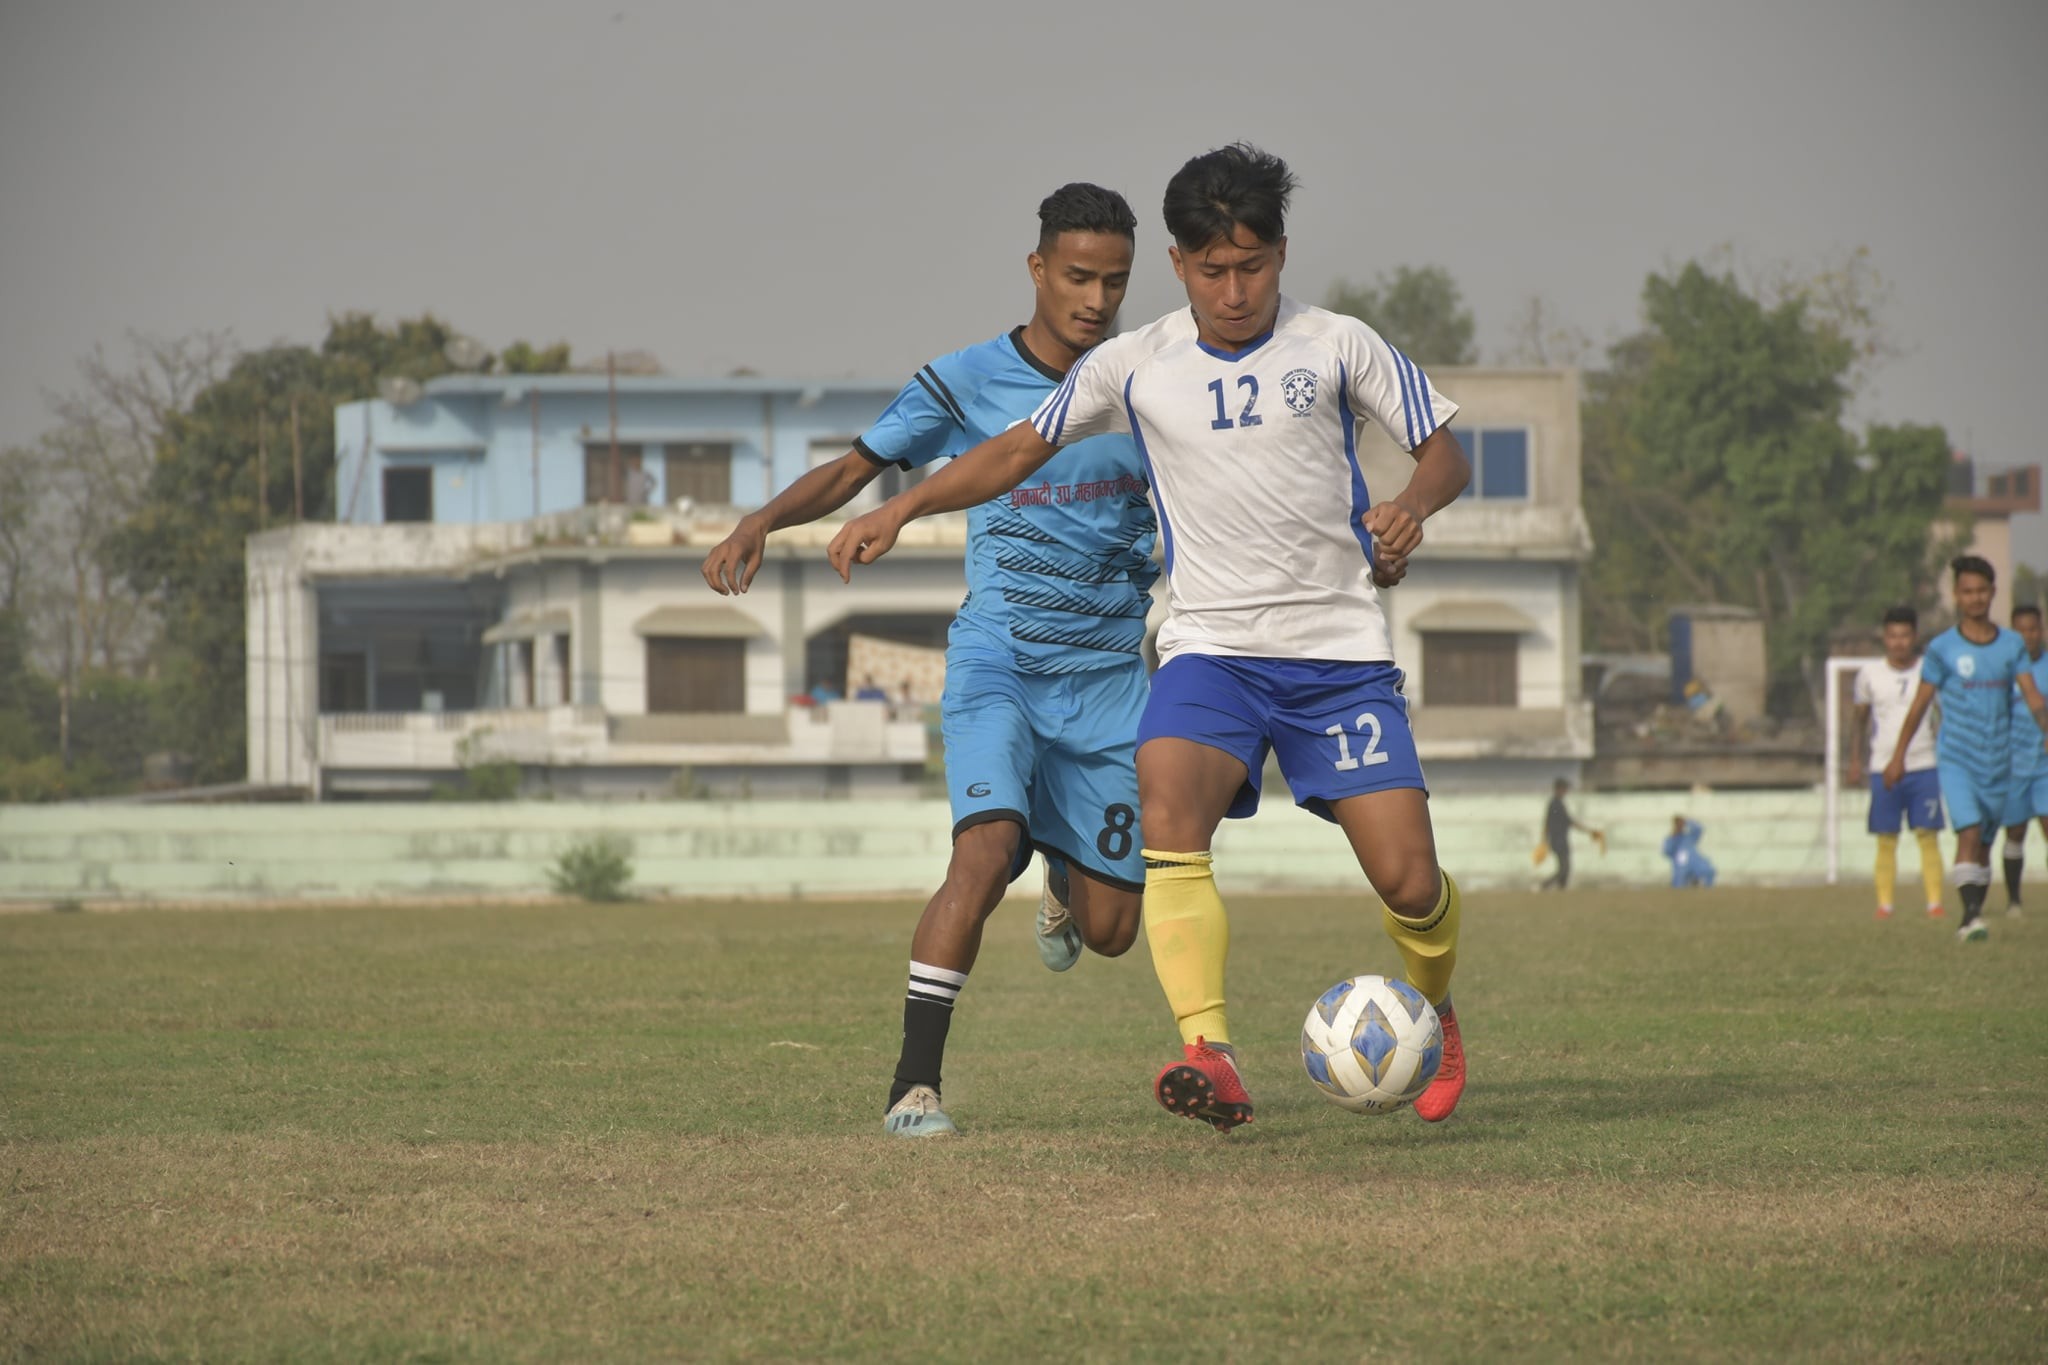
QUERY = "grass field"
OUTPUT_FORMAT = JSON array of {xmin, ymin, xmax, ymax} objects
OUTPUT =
[{"xmin": 3, "ymin": 885, "xmax": 2045, "ymax": 1362}]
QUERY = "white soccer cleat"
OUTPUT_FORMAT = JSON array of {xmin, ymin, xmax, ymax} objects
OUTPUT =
[
  {"xmin": 1957, "ymin": 919, "xmax": 1990, "ymax": 944},
  {"xmin": 1036, "ymin": 856, "xmax": 1082, "ymax": 972},
  {"xmin": 883, "ymin": 1085, "xmax": 958, "ymax": 1138}
]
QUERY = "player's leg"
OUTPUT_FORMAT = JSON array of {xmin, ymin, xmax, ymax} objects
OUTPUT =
[
  {"xmin": 1869, "ymin": 772, "xmax": 1904, "ymax": 918},
  {"xmin": 1554, "ymin": 843, "xmax": 1572, "ymax": 891},
  {"xmin": 1997, "ymin": 776, "xmax": 2030, "ymax": 913},
  {"xmin": 1133, "ymin": 655, "xmax": 1268, "ymax": 1132},
  {"xmin": 884, "ymin": 663, "xmax": 1039, "ymax": 1136},
  {"xmin": 1276, "ymin": 661, "xmax": 1465, "ymax": 1123},
  {"xmin": 1030, "ymin": 662, "xmax": 1148, "ymax": 963},
  {"xmin": 1945, "ymin": 767, "xmax": 1998, "ymax": 942},
  {"xmin": 1903, "ymin": 769, "xmax": 1946, "ymax": 916}
]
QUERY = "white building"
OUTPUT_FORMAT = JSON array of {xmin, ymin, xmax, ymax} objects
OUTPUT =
[{"xmin": 245, "ymin": 368, "xmax": 1591, "ymax": 798}]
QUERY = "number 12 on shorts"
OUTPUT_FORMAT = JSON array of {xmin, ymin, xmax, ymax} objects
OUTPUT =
[{"xmin": 1327, "ymin": 711, "xmax": 1389, "ymax": 770}]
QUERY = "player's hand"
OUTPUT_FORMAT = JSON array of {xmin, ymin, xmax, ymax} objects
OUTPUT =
[
  {"xmin": 1881, "ymin": 755, "xmax": 1905, "ymax": 790},
  {"xmin": 827, "ymin": 508, "xmax": 903, "ymax": 582},
  {"xmin": 1372, "ymin": 552, "xmax": 1409, "ymax": 589},
  {"xmin": 1846, "ymin": 759, "xmax": 1864, "ymax": 786},
  {"xmin": 702, "ymin": 516, "xmax": 768, "ymax": 595},
  {"xmin": 1361, "ymin": 498, "xmax": 1424, "ymax": 562}
]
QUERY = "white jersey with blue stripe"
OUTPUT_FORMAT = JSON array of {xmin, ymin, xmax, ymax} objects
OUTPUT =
[
  {"xmin": 1030, "ymin": 297, "xmax": 1457, "ymax": 665},
  {"xmin": 855, "ymin": 327, "xmax": 1157, "ymax": 674}
]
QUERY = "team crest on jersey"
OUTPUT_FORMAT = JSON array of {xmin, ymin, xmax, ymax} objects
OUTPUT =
[
  {"xmin": 1282, "ymin": 368, "xmax": 1319, "ymax": 415},
  {"xmin": 1958, "ymin": 655, "xmax": 1977, "ymax": 679}
]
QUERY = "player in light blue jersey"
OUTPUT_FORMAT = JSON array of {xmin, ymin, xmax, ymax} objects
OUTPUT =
[
  {"xmin": 1886, "ymin": 556, "xmax": 2048, "ymax": 942},
  {"xmin": 1995, "ymin": 603, "xmax": 2048, "ymax": 916},
  {"xmin": 702, "ymin": 184, "xmax": 1157, "ymax": 1136}
]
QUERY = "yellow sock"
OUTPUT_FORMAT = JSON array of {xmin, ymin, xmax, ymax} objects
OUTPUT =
[
  {"xmin": 1382, "ymin": 869, "xmax": 1460, "ymax": 1007},
  {"xmin": 1874, "ymin": 833, "xmax": 1899, "ymax": 909},
  {"xmin": 1142, "ymin": 849, "xmax": 1229, "ymax": 1047},
  {"xmin": 1915, "ymin": 829, "xmax": 1945, "ymax": 909}
]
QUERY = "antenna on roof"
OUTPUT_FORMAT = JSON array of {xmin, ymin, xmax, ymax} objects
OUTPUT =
[{"xmin": 378, "ymin": 376, "xmax": 424, "ymax": 407}]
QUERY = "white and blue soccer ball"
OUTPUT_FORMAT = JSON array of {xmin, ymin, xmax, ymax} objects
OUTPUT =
[{"xmin": 1301, "ymin": 974, "xmax": 1444, "ymax": 1113}]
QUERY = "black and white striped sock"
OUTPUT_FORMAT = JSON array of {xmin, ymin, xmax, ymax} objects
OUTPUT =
[{"xmin": 890, "ymin": 961, "xmax": 968, "ymax": 1109}]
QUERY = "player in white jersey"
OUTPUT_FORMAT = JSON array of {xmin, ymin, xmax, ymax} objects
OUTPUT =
[
  {"xmin": 828, "ymin": 144, "xmax": 1473, "ymax": 1131},
  {"xmin": 1846, "ymin": 605, "xmax": 1944, "ymax": 920}
]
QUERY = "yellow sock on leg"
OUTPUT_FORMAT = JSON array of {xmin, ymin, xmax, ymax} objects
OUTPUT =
[
  {"xmin": 1915, "ymin": 829, "xmax": 1945, "ymax": 911},
  {"xmin": 1874, "ymin": 833, "xmax": 1899, "ymax": 911},
  {"xmin": 1141, "ymin": 849, "xmax": 1230, "ymax": 1048},
  {"xmin": 1382, "ymin": 869, "xmax": 1461, "ymax": 1008}
]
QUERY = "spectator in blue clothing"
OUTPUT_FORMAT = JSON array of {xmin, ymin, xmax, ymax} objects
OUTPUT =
[{"xmin": 1663, "ymin": 816, "xmax": 1716, "ymax": 888}]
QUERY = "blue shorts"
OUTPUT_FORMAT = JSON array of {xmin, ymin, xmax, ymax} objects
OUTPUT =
[
  {"xmin": 1137, "ymin": 655, "xmax": 1426, "ymax": 822},
  {"xmin": 941, "ymin": 654, "xmax": 1146, "ymax": 890},
  {"xmin": 1868, "ymin": 770, "xmax": 1944, "ymax": 835},
  {"xmin": 1999, "ymin": 768, "xmax": 2048, "ymax": 828},
  {"xmin": 1937, "ymin": 762, "xmax": 2007, "ymax": 838}
]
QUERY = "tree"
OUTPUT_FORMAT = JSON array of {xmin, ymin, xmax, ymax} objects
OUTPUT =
[
  {"xmin": 1325, "ymin": 265, "xmax": 1478, "ymax": 366},
  {"xmin": 111, "ymin": 313, "xmax": 467, "ymax": 782},
  {"xmin": 1581, "ymin": 261, "xmax": 1956, "ymax": 716},
  {"xmin": 500, "ymin": 340, "xmax": 573, "ymax": 374}
]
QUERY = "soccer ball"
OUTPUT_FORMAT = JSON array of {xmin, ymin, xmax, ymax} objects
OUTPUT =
[{"xmin": 1300, "ymin": 975, "xmax": 1443, "ymax": 1113}]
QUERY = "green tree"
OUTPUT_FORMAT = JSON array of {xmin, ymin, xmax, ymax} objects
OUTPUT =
[
  {"xmin": 500, "ymin": 340, "xmax": 573, "ymax": 374},
  {"xmin": 1582, "ymin": 262, "xmax": 1957, "ymax": 715},
  {"xmin": 1325, "ymin": 265, "xmax": 1478, "ymax": 366},
  {"xmin": 112, "ymin": 313, "xmax": 467, "ymax": 782}
]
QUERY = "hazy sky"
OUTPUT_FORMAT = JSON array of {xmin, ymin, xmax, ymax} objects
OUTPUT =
[{"xmin": 4, "ymin": 1, "xmax": 2044, "ymax": 550}]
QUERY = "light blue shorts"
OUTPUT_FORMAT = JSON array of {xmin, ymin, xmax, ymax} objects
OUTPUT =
[
  {"xmin": 941, "ymin": 653, "xmax": 1146, "ymax": 890},
  {"xmin": 1938, "ymin": 761, "xmax": 2008, "ymax": 839},
  {"xmin": 1999, "ymin": 768, "xmax": 2048, "ymax": 829}
]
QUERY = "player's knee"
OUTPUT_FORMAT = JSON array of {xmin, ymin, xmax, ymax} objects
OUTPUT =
[
  {"xmin": 944, "ymin": 822, "xmax": 1021, "ymax": 910},
  {"xmin": 1080, "ymin": 898, "xmax": 1142, "ymax": 956},
  {"xmin": 1381, "ymin": 863, "xmax": 1443, "ymax": 921}
]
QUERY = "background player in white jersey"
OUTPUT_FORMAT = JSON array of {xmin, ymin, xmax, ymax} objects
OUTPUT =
[
  {"xmin": 828, "ymin": 144, "xmax": 1472, "ymax": 1131},
  {"xmin": 703, "ymin": 184, "xmax": 1157, "ymax": 1137},
  {"xmin": 1995, "ymin": 603, "xmax": 2048, "ymax": 916},
  {"xmin": 1847, "ymin": 606, "xmax": 1945, "ymax": 920},
  {"xmin": 1886, "ymin": 557, "xmax": 2048, "ymax": 942}
]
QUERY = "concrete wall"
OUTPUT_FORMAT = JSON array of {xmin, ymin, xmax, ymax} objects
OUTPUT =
[{"xmin": 0, "ymin": 788, "xmax": 1906, "ymax": 905}]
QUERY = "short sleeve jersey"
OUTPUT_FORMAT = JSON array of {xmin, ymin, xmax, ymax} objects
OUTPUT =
[
  {"xmin": 1853, "ymin": 657, "xmax": 1936, "ymax": 773},
  {"xmin": 856, "ymin": 328, "xmax": 1157, "ymax": 674},
  {"xmin": 1920, "ymin": 626, "xmax": 2030, "ymax": 779},
  {"xmin": 2008, "ymin": 649, "xmax": 2048, "ymax": 778},
  {"xmin": 1029, "ymin": 297, "xmax": 1457, "ymax": 666}
]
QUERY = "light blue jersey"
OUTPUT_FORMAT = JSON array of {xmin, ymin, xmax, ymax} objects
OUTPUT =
[
  {"xmin": 856, "ymin": 328, "xmax": 1157, "ymax": 674},
  {"xmin": 2008, "ymin": 649, "xmax": 2048, "ymax": 780},
  {"xmin": 1922, "ymin": 625, "xmax": 2030, "ymax": 782}
]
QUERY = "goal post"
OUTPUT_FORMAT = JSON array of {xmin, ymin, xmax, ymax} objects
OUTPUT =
[{"xmin": 1823, "ymin": 656, "xmax": 1882, "ymax": 886}]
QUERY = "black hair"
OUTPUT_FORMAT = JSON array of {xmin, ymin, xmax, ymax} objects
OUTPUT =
[
  {"xmin": 2014, "ymin": 604, "xmax": 2043, "ymax": 625},
  {"xmin": 1161, "ymin": 142, "xmax": 1298, "ymax": 250},
  {"xmin": 1952, "ymin": 554, "xmax": 1996, "ymax": 585},
  {"xmin": 1881, "ymin": 604, "xmax": 1918, "ymax": 629},
  {"xmin": 1037, "ymin": 183, "xmax": 1137, "ymax": 254}
]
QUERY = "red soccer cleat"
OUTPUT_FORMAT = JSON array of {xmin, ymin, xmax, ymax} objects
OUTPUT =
[
  {"xmin": 1154, "ymin": 1037, "xmax": 1255, "ymax": 1132},
  {"xmin": 1413, "ymin": 1002, "xmax": 1465, "ymax": 1123}
]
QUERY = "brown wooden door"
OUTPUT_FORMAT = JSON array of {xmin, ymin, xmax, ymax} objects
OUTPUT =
[
  {"xmin": 664, "ymin": 443, "xmax": 732, "ymax": 504},
  {"xmin": 1421, "ymin": 632, "xmax": 1518, "ymax": 706},
  {"xmin": 646, "ymin": 637, "xmax": 744, "ymax": 713},
  {"xmin": 583, "ymin": 445, "xmax": 644, "ymax": 504}
]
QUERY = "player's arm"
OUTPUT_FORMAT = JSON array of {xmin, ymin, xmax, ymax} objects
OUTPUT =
[
  {"xmin": 1340, "ymin": 325, "xmax": 1470, "ymax": 560},
  {"xmin": 1847, "ymin": 702, "xmax": 1872, "ymax": 783},
  {"xmin": 702, "ymin": 452, "xmax": 884, "ymax": 595},
  {"xmin": 1882, "ymin": 681, "xmax": 1938, "ymax": 787},
  {"xmin": 826, "ymin": 424, "xmax": 1058, "ymax": 580},
  {"xmin": 2018, "ymin": 673, "xmax": 2048, "ymax": 753},
  {"xmin": 1364, "ymin": 427, "xmax": 1471, "ymax": 560}
]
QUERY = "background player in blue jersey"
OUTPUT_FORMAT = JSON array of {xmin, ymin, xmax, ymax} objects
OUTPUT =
[
  {"xmin": 701, "ymin": 184, "xmax": 1158, "ymax": 1137},
  {"xmin": 1995, "ymin": 603, "xmax": 2048, "ymax": 916},
  {"xmin": 1886, "ymin": 556, "xmax": 2048, "ymax": 942}
]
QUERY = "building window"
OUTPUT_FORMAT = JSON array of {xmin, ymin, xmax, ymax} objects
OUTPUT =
[
  {"xmin": 584, "ymin": 444, "xmax": 644, "ymax": 504},
  {"xmin": 383, "ymin": 467, "xmax": 433, "ymax": 522},
  {"xmin": 514, "ymin": 639, "xmax": 536, "ymax": 707},
  {"xmin": 664, "ymin": 443, "xmax": 732, "ymax": 505},
  {"xmin": 1422, "ymin": 632, "xmax": 1519, "ymax": 706},
  {"xmin": 1450, "ymin": 428, "xmax": 1532, "ymax": 501},
  {"xmin": 646, "ymin": 637, "xmax": 745, "ymax": 713},
  {"xmin": 320, "ymin": 652, "xmax": 369, "ymax": 712},
  {"xmin": 552, "ymin": 633, "xmax": 571, "ymax": 704}
]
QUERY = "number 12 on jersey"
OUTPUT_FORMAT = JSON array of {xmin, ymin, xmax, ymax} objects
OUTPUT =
[{"xmin": 1207, "ymin": 376, "xmax": 1262, "ymax": 430}]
